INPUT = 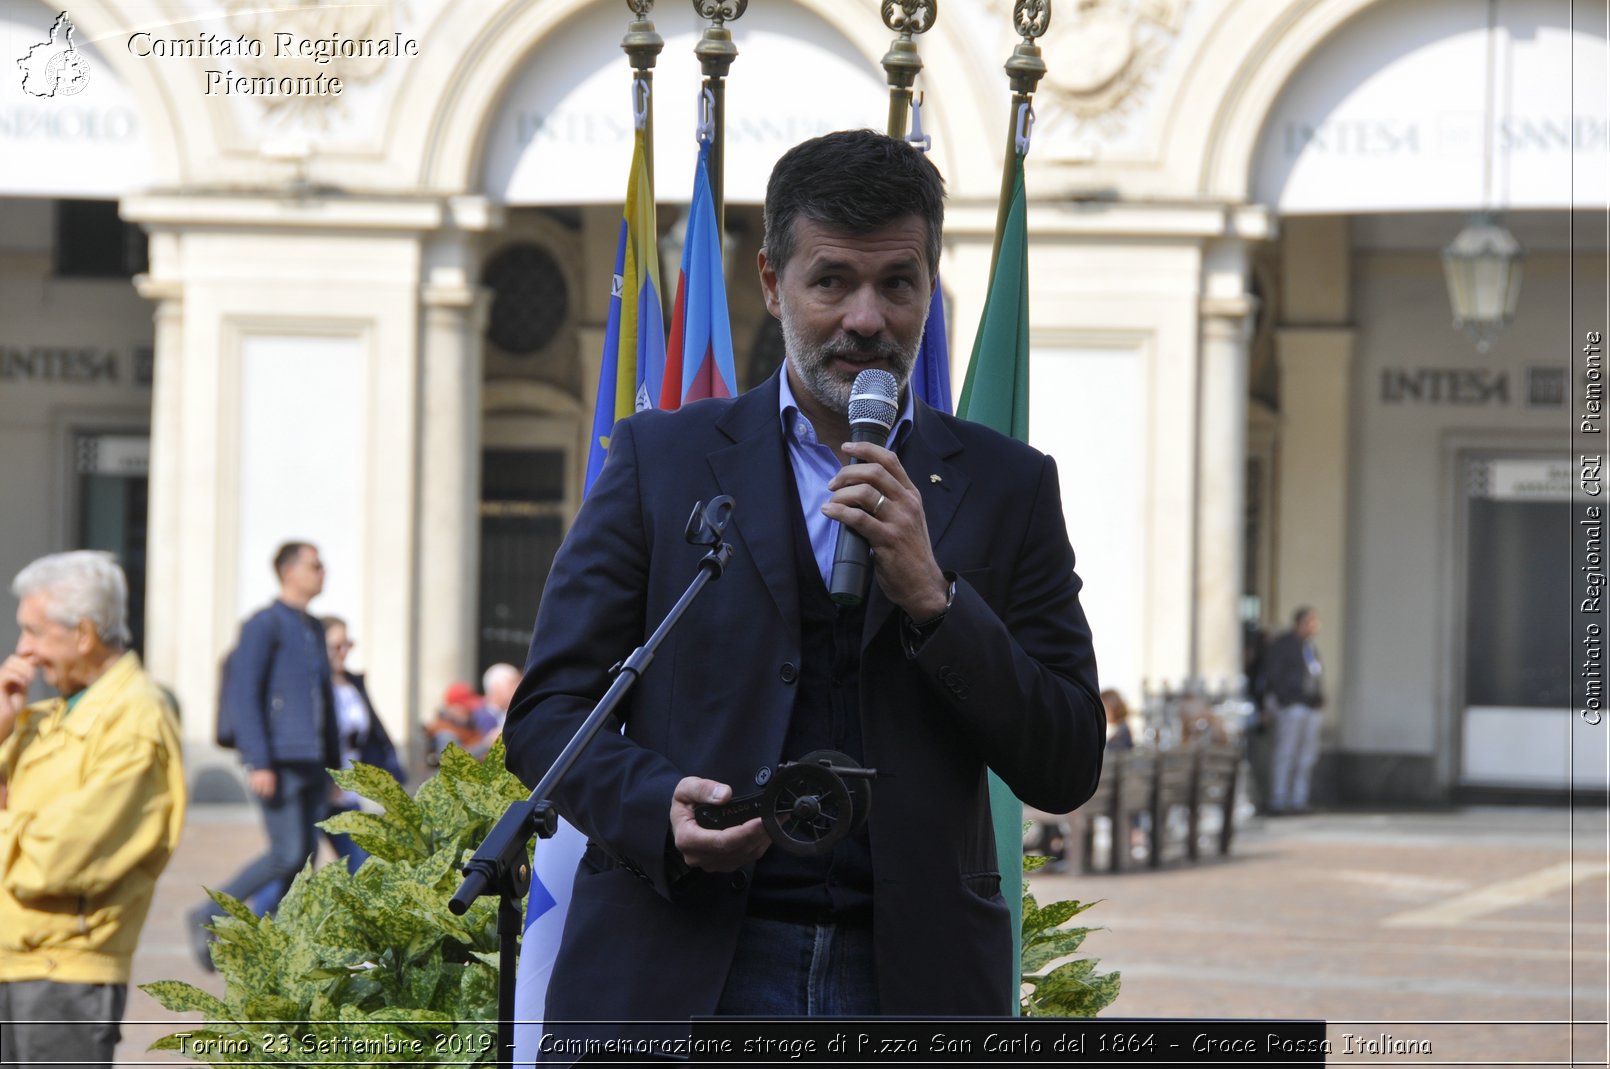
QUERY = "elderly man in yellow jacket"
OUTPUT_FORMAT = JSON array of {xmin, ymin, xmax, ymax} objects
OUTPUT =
[{"xmin": 0, "ymin": 550, "xmax": 186, "ymax": 1068}]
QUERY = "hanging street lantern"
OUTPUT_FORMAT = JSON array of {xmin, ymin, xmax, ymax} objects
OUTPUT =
[{"xmin": 1442, "ymin": 213, "xmax": 1524, "ymax": 353}]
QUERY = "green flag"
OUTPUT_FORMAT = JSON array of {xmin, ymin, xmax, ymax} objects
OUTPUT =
[
  {"xmin": 958, "ymin": 154, "xmax": 1030, "ymax": 436},
  {"xmin": 956, "ymin": 151, "xmax": 1030, "ymax": 1011}
]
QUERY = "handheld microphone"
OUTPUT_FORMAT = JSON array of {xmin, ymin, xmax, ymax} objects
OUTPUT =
[{"xmin": 828, "ymin": 368, "xmax": 900, "ymax": 606}]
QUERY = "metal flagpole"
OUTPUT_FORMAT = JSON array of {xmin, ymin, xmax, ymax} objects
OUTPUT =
[
  {"xmin": 881, "ymin": 0, "xmax": 936, "ymax": 140},
  {"xmin": 991, "ymin": 0, "xmax": 1050, "ymax": 271},
  {"xmin": 622, "ymin": 0, "xmax": 665, "ymax": 183},
  {"xmin": 692, "ymin": 0, "xmax": 747, "ymax": 236}
]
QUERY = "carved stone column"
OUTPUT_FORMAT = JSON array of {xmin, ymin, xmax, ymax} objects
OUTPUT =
[
  {"xmin": 1196, "ymin": 293, "xmax": 1256, "ymax": 688},
  {"xmin": 1275, "ymin": 327, "xmax": 1354, "ymax": 731},
  {"xmin": 135, "ymin": 277, "xmax": 184, "ymax": 689},
  {"xmin": 416, "ymin": 270, "xmax": 487, "ymax": 737}
]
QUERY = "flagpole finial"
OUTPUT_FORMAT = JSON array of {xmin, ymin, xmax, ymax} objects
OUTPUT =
[
  {"xmin": 692, "ymin": 0, "xmax": 747, "ymax": 241},
  {"xmin": 692, "ymin": 0, "xmax": 747, "ymax": 29},
  {"xmin": 691, "ymin": 0, "xmax": 746, "ymax": 85},
  {"xmin": 1005, "ymin": 0, "xmax": 1050, "ymax": 96},
  {"xmin": 883, "ymin": 0, "xmax": 937, "ymax": 35},
  {"xmin": 622, "ymin": 0, "xmax": 665, "ymax": 74},
  {"xmin": 881, "ymin": 1, "xmax": 937, "ymax": 140},
  {"xmin": 693, "ymin": 27, "xmax": 736, "ymax": 91},
  {"xmin": 692, "ymin": 0, "xmax": 747, "ymax": 81},
  {"xmin": 1012, "ymin": 0, "xmax": 1050, "ymax": 41}
]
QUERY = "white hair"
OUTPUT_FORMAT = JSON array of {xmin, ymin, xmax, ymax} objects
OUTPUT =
[
  {"xmin": 482, "ymin": 662, "xmax": 521, "ymax": 694},
  {"xmin": 11, "ymin": 550, "xmax": 131, "ymax": 647}
]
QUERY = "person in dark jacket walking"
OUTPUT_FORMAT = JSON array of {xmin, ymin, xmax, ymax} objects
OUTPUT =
[
  {"xmin": 248, "ymin": 613, "xmax": 404, "ymax": 910},
  {"xmin": 189, "ymin": 542, "xmax": 340, "ymax": 969},
  {"xmin": 1264, "ymin": 606, "xmax": 1325, "ymax": 813}
]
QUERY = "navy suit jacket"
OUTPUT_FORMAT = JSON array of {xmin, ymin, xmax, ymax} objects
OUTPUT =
[
  {"xmin": 503, "ymin": 371, "xmax": 1103, "ymax": 1032},
  {"xmin": 1265, "ymin": 630, "xmax": 1324, "ymax": 710},
  {"xmin": 227, "ymin": 600, "xmax": 340, "ymax": 772}
]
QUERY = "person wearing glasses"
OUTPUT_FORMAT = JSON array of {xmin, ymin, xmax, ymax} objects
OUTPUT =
[
  {"xmin": 188, "ymin": 541, "xmax": 340, "ymax": 970},
  {"xmin": 320, "ymin": 614, "xmax": 402, "ymax": 871},
  {"xmin": 0, "ymin": 551, "xmax": 186, "ymax": 1067}
]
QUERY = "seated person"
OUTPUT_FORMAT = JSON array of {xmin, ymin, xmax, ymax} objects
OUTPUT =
[
  {"xmin": 1102, "ymin": 688, "xmax": 1136, "ymax": 750},
  {"xmin": 1176, "ymin": 694, "xmax": 1230, "ymax": 748},
  {"xmin": 424, "ymin": 681, "xmax": 495, "ymax": 763}
]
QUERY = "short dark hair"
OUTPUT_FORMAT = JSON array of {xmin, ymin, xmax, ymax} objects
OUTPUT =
[
  {"xmin": 1293, "ymin": 606, "xmax": 1314, "ymax": 627},
  {"xmin": 273, "ymin": 541, "xmax": 314, "ymax": 578},
  {"xmin": 763, "ymin": 129, "xmax": 945, "ymax": 277}
]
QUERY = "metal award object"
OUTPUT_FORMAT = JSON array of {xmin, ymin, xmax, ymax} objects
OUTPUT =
[{"xmin": 694, "ymin": 750, "xmax": 878, "ymax": 856}]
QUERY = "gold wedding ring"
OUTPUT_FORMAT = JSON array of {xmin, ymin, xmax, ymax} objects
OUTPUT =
[{"xmin": 873, "ymin": 493, "xmax": 886, "ymax": 517}]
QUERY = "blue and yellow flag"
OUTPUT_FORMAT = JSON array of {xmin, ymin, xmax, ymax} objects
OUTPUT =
[
  {"xmin": 586, "ymin": 115, "xmax": 667, "ymax": 487},
  {"xmin": 519, "ymin": 87, "xmax": 667, "ymax": 1066}
]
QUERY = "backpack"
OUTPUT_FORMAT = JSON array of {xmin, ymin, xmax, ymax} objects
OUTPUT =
[
  {"xmin": 1243, "ymin": 623, "xmax": 1271, "ymax": 731},
  {"xmin": 215, "ymin": 612, "xmax": 279, "ymax": 749}
]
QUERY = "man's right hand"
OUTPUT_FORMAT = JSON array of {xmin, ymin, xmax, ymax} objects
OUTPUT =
[
  {"xmin": 670, "ymin": 776, "xmax": 771, "ymax": 872},
  {"xmin": 0, "ymin": 655, "xmax": 35, "ymax": 737},
  {"xmin": 247, "ymin": 768, "xmax": 277, "ymax": 799}
]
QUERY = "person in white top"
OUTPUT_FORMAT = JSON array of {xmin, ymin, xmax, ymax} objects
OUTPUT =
[{"xmin": 319, "ymin": 616, "xmax": 403, "ymax": 870}]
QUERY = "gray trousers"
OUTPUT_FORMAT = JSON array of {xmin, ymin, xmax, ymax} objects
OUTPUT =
[
  {"xmin": 0, "ymin": 979, "xmax": 127, "ymax": 1068},
  {"xmin": 1270, "ymin": 702, "xmax": 1322, "ymax": 810}
]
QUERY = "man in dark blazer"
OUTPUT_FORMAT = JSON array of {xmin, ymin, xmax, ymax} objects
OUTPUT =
[{"xmin": 503, "ymin": 130, "xmax": 1103, "ymax": 1048}]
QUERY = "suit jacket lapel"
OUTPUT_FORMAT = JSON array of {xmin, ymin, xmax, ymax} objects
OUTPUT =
[
  {"xmin": 707, "ymin": 372, "xmax": 801, "ymax": 643},
  {"xmin": 864, "ymin": 398, "xmax": 968, "ymax": 645}
]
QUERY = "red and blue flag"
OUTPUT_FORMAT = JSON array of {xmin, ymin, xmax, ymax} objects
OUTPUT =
[{"xmin": 660, "ymin": 139, "xmax": 736, "ymax": 410}]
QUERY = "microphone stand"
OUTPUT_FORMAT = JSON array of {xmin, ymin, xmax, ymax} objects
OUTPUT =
[{"xmin": 449, "ymin": 496, "xmax": 737, "ymax": 1069}]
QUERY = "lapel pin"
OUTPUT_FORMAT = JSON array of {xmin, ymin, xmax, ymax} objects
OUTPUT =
[{"xmin": 929, "ymin": 474, "xmax": 943, "ymax": 484}]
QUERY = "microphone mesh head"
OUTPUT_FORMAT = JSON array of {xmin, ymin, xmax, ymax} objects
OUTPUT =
[{"xmin": 847, "ymin": 369, "xmax": 899, "ymax": 431}]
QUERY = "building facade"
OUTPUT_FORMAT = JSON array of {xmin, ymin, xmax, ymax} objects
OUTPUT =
[{"xmin": 1, "ymin": 0, "xmax": 1603, "ymax": 801}]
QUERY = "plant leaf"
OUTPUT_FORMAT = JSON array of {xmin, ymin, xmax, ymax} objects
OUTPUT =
[
  {"xmin": 139, "ymin": 980, "xmax": 230, "ymax": 1017},
  {"xmin": 139, "ymin": 735, "xmax": 559, "ymax": 1059}
]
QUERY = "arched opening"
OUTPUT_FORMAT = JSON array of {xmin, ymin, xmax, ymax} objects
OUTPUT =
[{"xmin": 1243, "ymin": 0, "xmax": 1605, "ymax": 800}]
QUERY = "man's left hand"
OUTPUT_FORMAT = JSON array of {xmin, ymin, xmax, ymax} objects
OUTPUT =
[{"xmin": 825, "ymin": 441, "xmax": 949, "ymax": 622}]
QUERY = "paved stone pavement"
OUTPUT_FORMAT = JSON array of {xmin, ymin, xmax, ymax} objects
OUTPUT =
[
  {"xmin": 1033, "ymin": 805, "xmax": 1609, "ymax": 1067},
  {"xmin": 108, "ymin": 803, "xmax": 1609, "ymax": 1067}
]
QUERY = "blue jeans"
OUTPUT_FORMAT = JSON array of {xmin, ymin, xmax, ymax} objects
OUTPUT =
[
  {"xmin": 199, "ymin": 762, "xmax": 328, "ymax": 921},
  {"xmin": 245, "ymin": 807, "xmax": 369, "ymax": 913},
  {"xmin": 715, "ymin": 916, "xmax": 879, "ymax": 1016}
]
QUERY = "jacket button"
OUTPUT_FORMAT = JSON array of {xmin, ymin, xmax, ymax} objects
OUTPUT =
[
  {"xmin": 779, "ymin": 662, "xmax": 798, "ymax": 684},
  {"xmin": 730, "ymin": 872, "xmax": 749, "ymax": 891},
  {"xmin": 939, "ymin": 667, "xmax": 968, "ymax": 700},
  {"xmin": 755, "ymin": 767, "xmax": 772, "ymax": 786}
]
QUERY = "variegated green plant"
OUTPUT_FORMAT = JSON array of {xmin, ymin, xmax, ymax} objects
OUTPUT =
[
  {"xmin": 143, "ymin": 740, "xmax": 530, "ymax": 1066},
  {"xmin": 1019, "ymin": 854, "xmax": 1122, "ymax": 1016}
]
